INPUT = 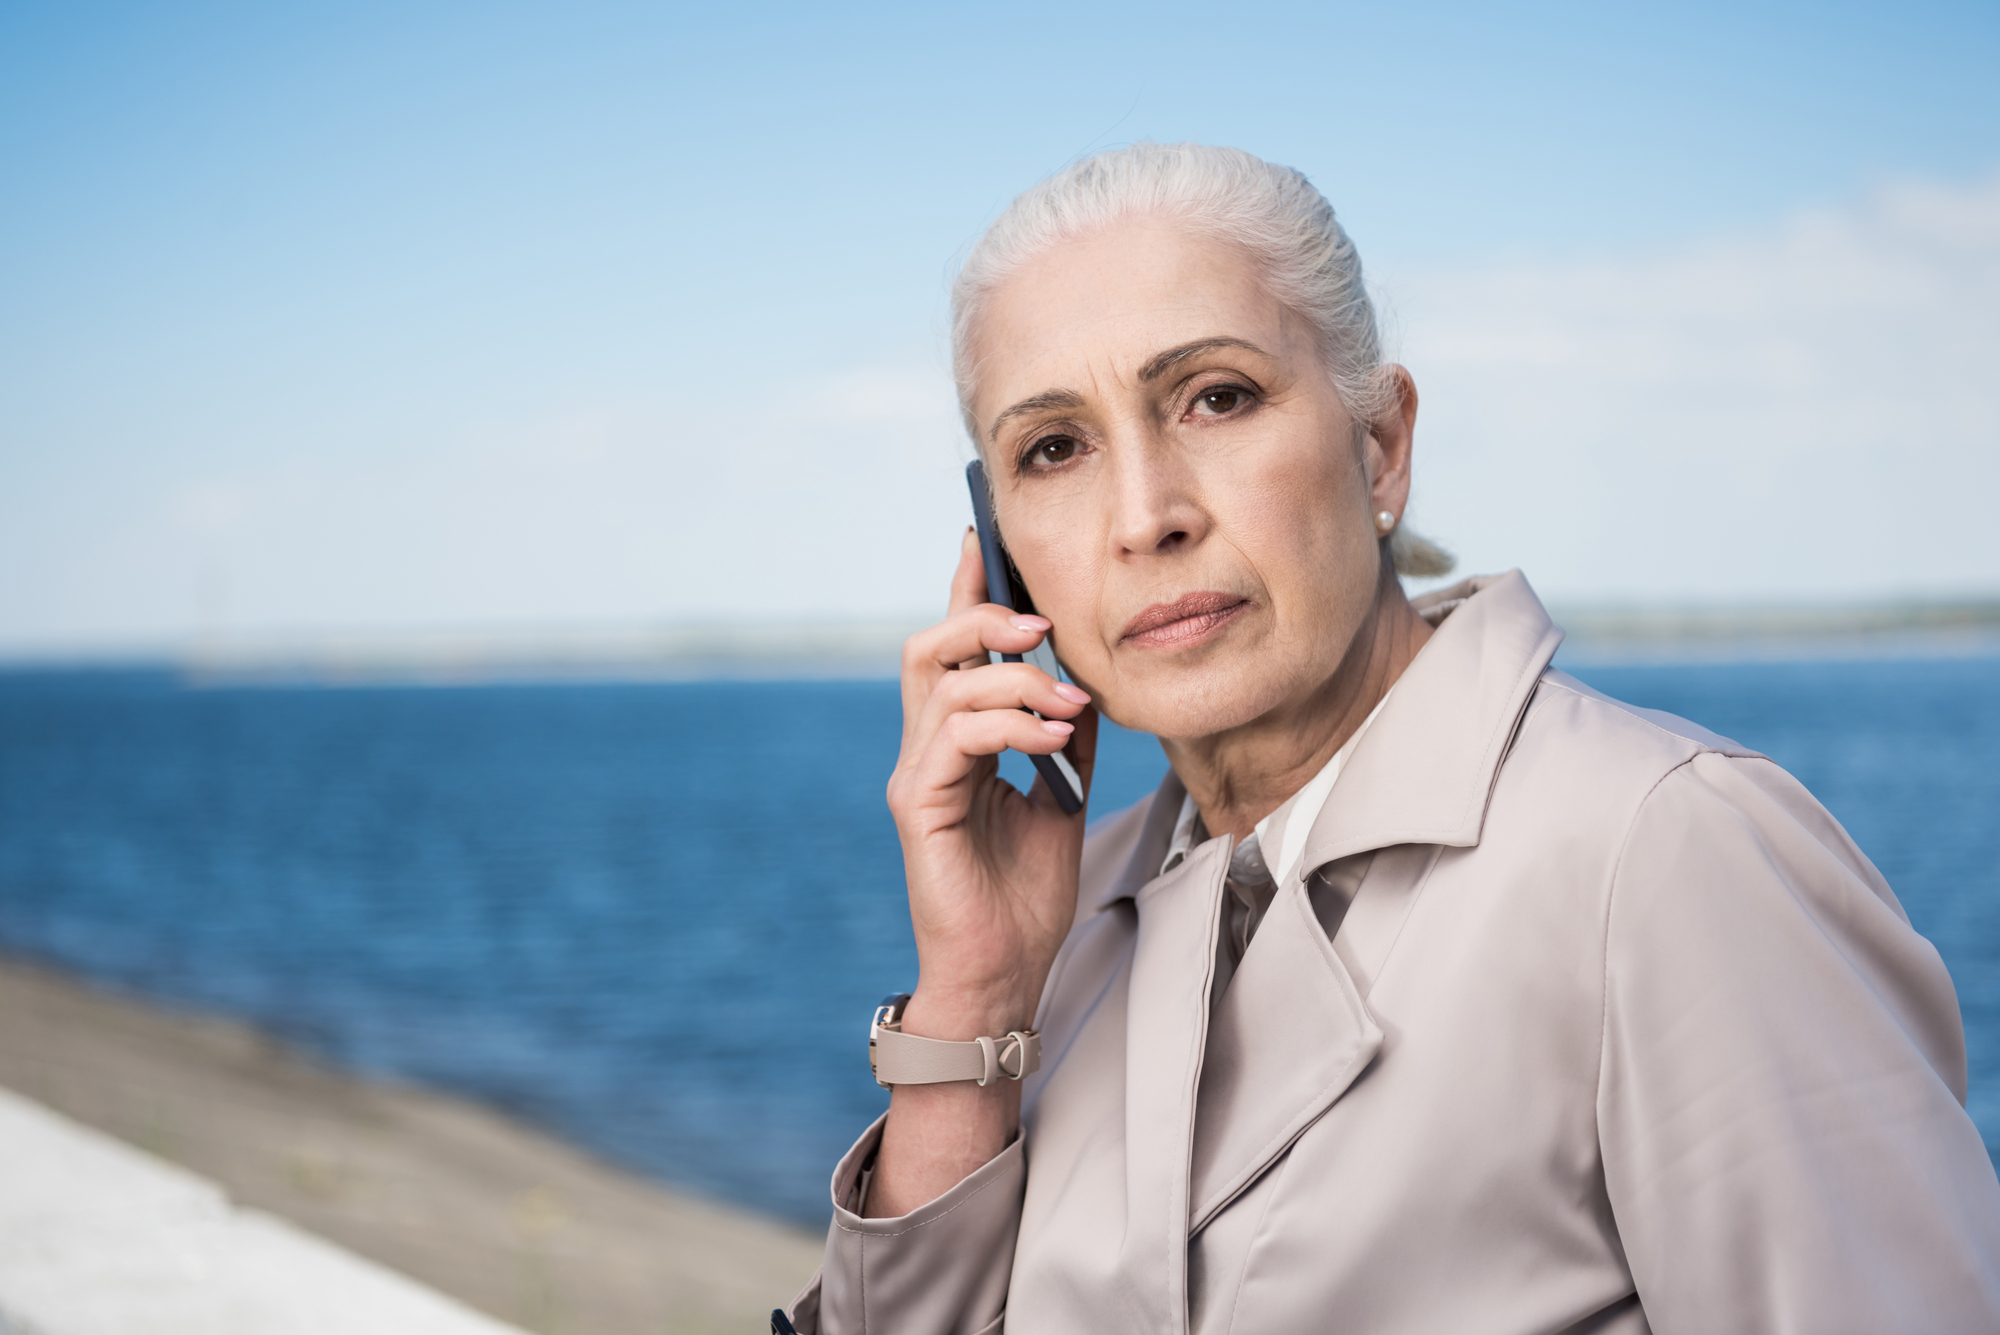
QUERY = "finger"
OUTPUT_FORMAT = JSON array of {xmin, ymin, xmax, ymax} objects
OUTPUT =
[
  {"xmin": 911, "ymin": 603, "xmax": 1052, "ymax": 675},
  {"xmin": 946, "ymin": 529, "xmax": 995, "ymax": 671},
  {"xmin": 907, "ymin": 662, "xmax": 1089, "ymax": 763},
  {"xmin": 910, "ymin": 707, "xmax": 1077, "ymax": 797},
  {"xmin": 899, "ymin": 603, "xmax": 1056, "ymax": 727}
]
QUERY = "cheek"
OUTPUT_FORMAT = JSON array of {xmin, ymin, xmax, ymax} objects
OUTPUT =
[
  {"xmin": 1237, "ymin": 436, "xmax": 1371, "ymax": 583},
  {"xmin": 1005, "ymin": 518, "xmax": 1111, "ymax": 662}
]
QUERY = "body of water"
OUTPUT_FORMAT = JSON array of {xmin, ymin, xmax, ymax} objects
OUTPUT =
[{"xmin": 0, "ymin": 656, "xmax": 1995, "ymax": 1224}]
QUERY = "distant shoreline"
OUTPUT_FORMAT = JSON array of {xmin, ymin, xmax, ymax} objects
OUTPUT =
[{"xmin": 2, "ymin": 599, "xmax": 1998, "ymax": 685}]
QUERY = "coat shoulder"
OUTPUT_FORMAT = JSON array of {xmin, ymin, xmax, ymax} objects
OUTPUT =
[
  {"xmin": 1480, "ymin": 668, "xmax": 1772, "ymax": 861},
  {"xmin": 1508, "ymin": 670, "xmax": 1898, "ymax": 930},
  {"xmin": 1523, "ymin": 667, "xmax": 1762, "ymax": 780}
]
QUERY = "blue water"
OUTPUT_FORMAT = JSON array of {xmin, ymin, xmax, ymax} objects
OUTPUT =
[{"xmin": 0, "ymin": 658, "xmax": 1995, "ymax": 1225}]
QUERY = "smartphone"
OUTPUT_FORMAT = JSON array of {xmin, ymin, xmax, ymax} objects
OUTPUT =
[{"xmin": 965, "ymin": 460, "xmax": 1085, "ymax": 815}]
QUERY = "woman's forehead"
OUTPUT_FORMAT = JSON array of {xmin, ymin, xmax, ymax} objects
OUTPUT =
[{"xmin": 970, "ymin": 221, "xmax": 1299, "ymax": 417}]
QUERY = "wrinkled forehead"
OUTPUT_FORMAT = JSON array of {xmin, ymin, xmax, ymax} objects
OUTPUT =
[{"xmin": 963, "ymin": 219, "xmax": 1308, "ymax": 438}]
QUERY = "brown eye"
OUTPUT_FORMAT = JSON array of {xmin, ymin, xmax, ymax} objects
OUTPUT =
[
  {"xmin": 1029, "ymin": 435, "xmax": 1078, "ymax": 466},
  {"xmin": 1193, "ymin": 387, "xmax": 1247, "ymax": 416}
]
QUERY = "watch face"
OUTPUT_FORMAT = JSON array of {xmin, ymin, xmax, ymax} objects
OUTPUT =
[
  {"xmin": 870, "ymin": 993, "xmax": 912, "ymax": 1088},
  {"xmin": 876, "ymin": 991, "xmax": 914, "ymax": 1026}
]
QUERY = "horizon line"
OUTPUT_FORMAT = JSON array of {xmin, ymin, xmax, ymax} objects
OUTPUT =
[{"xmin": 2, "ymin": 598, "xmax": 1998, "ymax": 685}]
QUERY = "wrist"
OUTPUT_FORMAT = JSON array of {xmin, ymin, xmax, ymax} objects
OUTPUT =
[{"xmin": 900, "ymin": 982, "xmax": 1040, "ymax": 1042}]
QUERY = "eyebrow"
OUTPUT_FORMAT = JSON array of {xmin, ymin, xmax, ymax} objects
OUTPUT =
[
  {"xmin": 1137, "ymin": 336, "xmax": 1271, "ymax": 383},
  {"xmin": 984, "ymin": 337, "xmax": 1273, "ymax": 443},
  {"xmin": 987, "ymin": 387, "xmax": 1087, "ymax": 444}
]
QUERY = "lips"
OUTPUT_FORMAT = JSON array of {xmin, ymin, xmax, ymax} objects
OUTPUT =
[{"xmin": 1120, "ymin": 592, "xmax": 1251, "ymax": 648}]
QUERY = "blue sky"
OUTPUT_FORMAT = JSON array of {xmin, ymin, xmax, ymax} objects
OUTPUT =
[{"xmin": 3, "ymin": 1, "xmax": 1997, "ymax": 651}]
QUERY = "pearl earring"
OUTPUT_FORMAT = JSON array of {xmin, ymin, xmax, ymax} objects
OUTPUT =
[{"xmin": 1375, "ymin": 510, "xmax": 1397, "ymax": 533}]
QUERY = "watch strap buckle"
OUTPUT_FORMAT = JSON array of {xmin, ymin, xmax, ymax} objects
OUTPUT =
[{"xmin": 868, "ymin": 994, "xmax": 1041, "ymax": 1088}]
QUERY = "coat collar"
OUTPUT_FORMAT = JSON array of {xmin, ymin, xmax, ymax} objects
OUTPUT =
[
  {"xmin": 1093, "ymin": 569, "xmax": 1563, "ymax": 914},
  {"xmin": 1095, "ymin": 764, "xmax": 1190, "ymax": 911},
  {"xmin": 1296, "ymin": 569, "xmax": 1562, "ymax": 873},
  {"xmin": 1058, "ymin": 573, "xmax": 1560, "ymax": 1301}
]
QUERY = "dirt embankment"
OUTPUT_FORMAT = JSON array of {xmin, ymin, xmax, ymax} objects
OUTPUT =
[{"xmin": 0, "ymin": 953, "xmax": 822, "ymax": 1335}]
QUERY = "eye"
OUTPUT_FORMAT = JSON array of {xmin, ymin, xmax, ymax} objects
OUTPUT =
[
  {"xmin": 1191, "ymin": 385, "xmax": 1250, "ymax": 416},
  {"xmin": 1024, "ymin": 434, "xmax": 1079, "ymax": 469},
  {"xmin": 1189, "ymin": 385, "xmax": 1252, "ymax": 417}
]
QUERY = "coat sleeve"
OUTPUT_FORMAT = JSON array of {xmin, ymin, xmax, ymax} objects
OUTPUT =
[
  {"xmin": 784, "ymin": 1113, "xmax": 1024, "ymax": 1335},
  {"xmin": 1600, "ymin": 751, "xmax": 2000, "ymax": 1334}
]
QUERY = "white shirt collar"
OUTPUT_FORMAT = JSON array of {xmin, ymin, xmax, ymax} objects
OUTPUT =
[{"xmin": 1159, "ymin": 689, "xmax": 1394, "ymax": 883}]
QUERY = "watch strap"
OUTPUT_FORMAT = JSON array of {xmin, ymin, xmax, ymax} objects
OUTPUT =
[{"xmin": 869, "ymin": 994, "xmax": 1042, "ymax": 1088}]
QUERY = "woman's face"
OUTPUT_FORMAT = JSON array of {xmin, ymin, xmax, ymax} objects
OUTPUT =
[{"xmin": 968, "ymin": 218, "xmax": 1415, "ymax": 741}]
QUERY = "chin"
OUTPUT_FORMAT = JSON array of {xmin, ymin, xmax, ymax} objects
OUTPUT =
[{"xmin": 1103, "ymin": 661, "xmax": 1298, "ymax": 744}]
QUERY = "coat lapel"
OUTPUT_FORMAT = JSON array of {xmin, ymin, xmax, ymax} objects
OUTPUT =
[
  {"xmin": 1116, "ymin": 834, "xmax": 1228, "ymax": 1335},
  {"xmin": 1188, "ymin": 872, "xmax": 1383, "ymax": 1232}
]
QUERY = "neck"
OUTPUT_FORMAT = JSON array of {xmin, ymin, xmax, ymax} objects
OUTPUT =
[{"xmin": 1161, "ymin": 558, "xmax": 1433, "ymax": 843}]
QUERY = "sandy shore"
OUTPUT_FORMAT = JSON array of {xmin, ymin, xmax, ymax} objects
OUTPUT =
[{"xmin": 0, "ymin": 952, "xmax": 822, "ymax": 1335}]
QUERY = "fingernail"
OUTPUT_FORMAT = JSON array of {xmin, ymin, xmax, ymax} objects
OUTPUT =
[
  {"xmin": 1010, "ymin": 614, "xmax": 1051, "ymax": 632},
  {"xmin": 1041, "ymin": 719, "xmax": 1075, "ymax": 736},
  {"xmin": 1053, "ymin": 682, "xmax": 1090, "ymax": 704}
]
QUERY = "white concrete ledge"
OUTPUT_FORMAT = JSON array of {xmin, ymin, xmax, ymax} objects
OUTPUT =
[{"xmin": 0, "ymin": 1086, "xmax": 526, "ymax": 1335}]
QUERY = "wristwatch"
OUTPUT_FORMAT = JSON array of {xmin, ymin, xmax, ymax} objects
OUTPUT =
[{"xmin": 869, "ymin": 993, "xmax": 1042, "ymax": 1089}]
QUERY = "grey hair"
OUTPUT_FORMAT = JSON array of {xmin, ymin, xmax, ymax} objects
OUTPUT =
[{"xmin": 950, "ymin": 141, "xmax": 1454, "ymax": 580}]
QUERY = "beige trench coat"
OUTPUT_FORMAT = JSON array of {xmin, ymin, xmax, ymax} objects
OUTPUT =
[{"xmin": 790, "ymin": 572, "xmax": 2000, "ymax": 1334}]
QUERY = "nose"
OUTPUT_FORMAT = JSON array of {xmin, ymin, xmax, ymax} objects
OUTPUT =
[{"xmin": 1107, "ymin": 434, "xmax": 1209, "ymax": 559}]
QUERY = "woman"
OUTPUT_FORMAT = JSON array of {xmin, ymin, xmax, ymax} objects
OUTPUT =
[{"xmin": 781, "ymin": 144, "xmax": 2000, "ymax": 1334}]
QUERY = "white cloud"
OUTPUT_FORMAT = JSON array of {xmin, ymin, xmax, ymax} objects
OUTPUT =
[
  {"xmin": 811, "ymin": 365, "xmax": 960, "ymax": 427},
  {"xmin": 0, "ymin": 364, "xmax": 975, "ymax": 652},
  {"xmin": 6, "ymin": 175, "xmax": 1997, "ymax": 655},
  {"xmin": 166, "ymin": 480, "xmax": 256, "ymax": 536},
  {"xmin": 1386, "ymin": 173, "xmax": 2000, "ymax": 602}
]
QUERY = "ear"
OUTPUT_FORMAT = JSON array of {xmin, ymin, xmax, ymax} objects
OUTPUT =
[{"xmin": 1362, "ymin": 366, "xmax": 1419, "ymax": 521}]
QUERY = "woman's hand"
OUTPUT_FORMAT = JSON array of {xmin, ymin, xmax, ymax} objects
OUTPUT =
[
  {"xmin": 867, "ymin": 528, "xmax": 1096, "ymax": 1216},
  {"xmin": 890, "ymin": 527, "xmax": 1097, "ymax": 1032}
]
